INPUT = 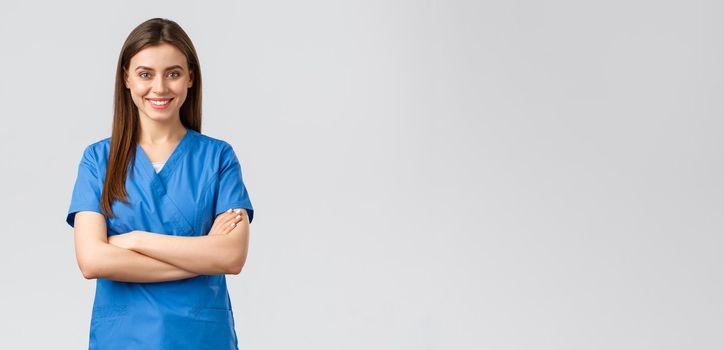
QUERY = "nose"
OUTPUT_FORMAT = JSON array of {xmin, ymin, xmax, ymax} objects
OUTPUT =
[{"xmin": 151, "ymin": 75, "xmax": 168, "ymax": 94}]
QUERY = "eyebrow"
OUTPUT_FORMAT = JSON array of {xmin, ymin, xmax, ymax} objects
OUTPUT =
[{"xmin": 134, "ymin": 65, "xmax": 184, "ymax": 71}]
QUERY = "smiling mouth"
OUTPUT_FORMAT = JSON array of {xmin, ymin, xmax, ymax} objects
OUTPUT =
[{"xmin": 146, "ymin": 98, "xmax": 173, "ymax": 106}]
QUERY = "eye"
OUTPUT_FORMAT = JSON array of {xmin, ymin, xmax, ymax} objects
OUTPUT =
[
  {"xmin": 139, "ymin": 72, "xmax": 151, "ymax": 79},
  {"xmin": 168, "ymin": 71, "xmax": 181, "ymax": 78}
]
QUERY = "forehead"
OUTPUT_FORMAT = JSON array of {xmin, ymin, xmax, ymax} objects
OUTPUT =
[{"xmin": 129, "ymin": 43, "xmax": 187, "ymax": 70}]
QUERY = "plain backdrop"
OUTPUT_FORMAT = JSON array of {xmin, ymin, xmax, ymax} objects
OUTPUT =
[{"xmin": 1, "ymin": 0, "xmax": 722, "ymax": 349}]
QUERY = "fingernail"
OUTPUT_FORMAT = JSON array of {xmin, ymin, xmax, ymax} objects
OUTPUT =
[
  {"xmin": 235, "ymin": 215, "xmax": 241, "ymax": 219},
  {"xmin": 233, "ymin": 209, "xmax": 241, "ymax": 214},
  {"xmin": 230, "ymin": 222, "xmax": 236, "ymax": 227},
  {"xmin": 227, "ymin": 209, "xmax": 232, "ymax": 213}
]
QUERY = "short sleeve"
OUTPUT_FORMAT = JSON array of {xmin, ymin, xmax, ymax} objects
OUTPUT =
[
  {"xmin": 66, "ymin": 145, "xmax": 103, "ymax": 228},
  {"xmin": 213, "ymin": 143, "xmax": 254, "ymax": 224}
]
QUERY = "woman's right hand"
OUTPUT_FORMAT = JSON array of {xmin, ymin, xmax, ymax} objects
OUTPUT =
[{"xmin": 208, "ymin": 209, "xmax": 244, "ymax": 236}]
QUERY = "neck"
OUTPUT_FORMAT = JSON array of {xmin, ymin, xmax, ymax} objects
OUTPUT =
[{"xmin": 137, "ymin": 116, "xmax": 187, "ymax": 145}]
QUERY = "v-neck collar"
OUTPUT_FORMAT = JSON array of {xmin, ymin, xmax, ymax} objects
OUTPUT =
[{"xmin": 135, "ymin": 127, "xmax": 194, "ymax": 183}]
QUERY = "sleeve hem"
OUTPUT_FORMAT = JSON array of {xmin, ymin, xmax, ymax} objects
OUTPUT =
[{"xmin": 66, "ymin": 207, "xmax": 104, "ymax": 228}]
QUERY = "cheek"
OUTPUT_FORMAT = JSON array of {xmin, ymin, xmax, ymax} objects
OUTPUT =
[
  {"xmin": 172, "ymin": 82, "xmax": 188, "ymax": 95},
  {"xmin": 129, "ymin": 82, "xmax": 150, "ymax": 98},
  {"xmin": 171, "ymin": 84, "xmax": 189, "ymax": 102}
]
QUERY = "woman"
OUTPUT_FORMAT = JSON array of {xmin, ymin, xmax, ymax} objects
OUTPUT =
[{"xmin": 65, "ymin": 18, "xmax": 254, "ymax": 349}]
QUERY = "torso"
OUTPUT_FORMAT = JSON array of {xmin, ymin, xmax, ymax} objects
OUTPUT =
[{"xmin": 82, "ymin": 129, "xmax": 244, "ymax": 349}]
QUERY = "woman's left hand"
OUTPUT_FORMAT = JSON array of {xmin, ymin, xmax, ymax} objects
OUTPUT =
[
  {"xmin": 208, "ymin": 209, "xmax": 245, "ymax": 236},
  {"xmin": 108, "ymin": 230, "xmax": 140, "ymax": 250}
]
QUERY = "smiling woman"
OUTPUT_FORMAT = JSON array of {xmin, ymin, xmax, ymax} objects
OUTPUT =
[
  {"xmin": 65, "ymin": 18, "xmax": 254, "ymax": 350},
  {"xmin": 124, "ymin": 48, "xmax": 192, "ymax": 117}
]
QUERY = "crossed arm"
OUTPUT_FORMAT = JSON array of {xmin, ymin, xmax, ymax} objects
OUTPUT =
[{"xmin": 72, "ymin": 209, "xmax": 249, "ymax": 283}]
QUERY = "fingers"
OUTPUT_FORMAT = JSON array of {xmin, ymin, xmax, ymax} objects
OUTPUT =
[
  {"xmin": 214, "ymin": 208, "xmax": 244, "ymax": 234},
  {"xmin": 209, "ymin": 208, "xmax": 245, "ymax": 236},
  {"xmin": 216, "ymin": 209, "xmax": 238, "ymax": 223},
  {"xmin": 226, "ymin": 208, "xmax": 244, "ymax": 230}
]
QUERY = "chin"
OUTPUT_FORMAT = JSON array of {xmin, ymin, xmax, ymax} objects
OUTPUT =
[{"xmin": 143, "ymin": 110, "xmax": 178, "ymax": 122}]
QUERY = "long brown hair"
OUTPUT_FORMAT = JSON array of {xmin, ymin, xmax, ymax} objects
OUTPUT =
[{"xmin": 101, "ymin": 18, "xmax": 203, "ymax": 218}]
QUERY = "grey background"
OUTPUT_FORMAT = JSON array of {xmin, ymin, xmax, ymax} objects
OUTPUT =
[{"xmin": 1, "ymin": 0, "xmax": 722, "ymax": 349}]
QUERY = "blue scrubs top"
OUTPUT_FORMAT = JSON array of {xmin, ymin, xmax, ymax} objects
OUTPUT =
[{"xmin": 66, "ymin": 128, "xmax": 254, "ymax": 350}]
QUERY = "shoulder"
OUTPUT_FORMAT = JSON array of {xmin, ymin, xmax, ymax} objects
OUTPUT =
[
  {"xmin": 189, "ymin": 131, "xmax": 245, "ymax": 175},
  {"xmin": 189, "ymin": 130, "xmax": 233, "ymax": 151},
  {"xmin": 80, "ymin": 137, "xmax": 111, "ymax": 164},
  {"xmin": 189, "ymin": 130, "xmax": 239, "ymax": 162}
]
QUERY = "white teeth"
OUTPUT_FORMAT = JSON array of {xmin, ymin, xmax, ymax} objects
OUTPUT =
[{"xmin": 148, "ymin": 99, "xmax": 170, "ymax": 105}]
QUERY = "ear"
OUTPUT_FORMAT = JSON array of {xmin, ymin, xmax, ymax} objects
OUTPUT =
[{"xmin": 188, "ymin": 70, "xmax": 194, "ymax": 88}]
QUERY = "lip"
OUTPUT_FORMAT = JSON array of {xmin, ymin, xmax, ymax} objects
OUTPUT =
[{"xmin": 146, "ymin": 97, "xmax": 173, "ymax": 110}]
